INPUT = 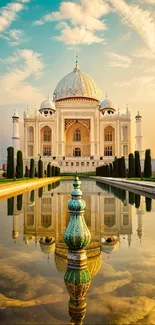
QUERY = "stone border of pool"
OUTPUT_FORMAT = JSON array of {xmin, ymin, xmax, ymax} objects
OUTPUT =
[
  {"xmin": 91, "ymin": 177, "xmax": 155, "ymax": 199},
  {"xmin": 0, "ymin": 177, "xmax": 61, "ymax": 200}
]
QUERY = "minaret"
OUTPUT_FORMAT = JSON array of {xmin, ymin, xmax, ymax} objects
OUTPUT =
[
  {"xmin": 12, "ymin": 109, "xmax": 20, "ymax": 150},
  {"xmin": 135, "ymin": 111, "xmax": 143, "ymax": 153}
]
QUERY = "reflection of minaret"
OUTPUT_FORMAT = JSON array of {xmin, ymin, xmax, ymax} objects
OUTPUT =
[
  {"xmin": 12, "ymin": 214, "xmax": 19, "ymax": 242},
  {"xmin": 128, "ymin": 234, "xmax": 132, "ymax": 247},
  {"xmin": 136, "ymin": 207, "xmax": 144, "ymax": 242}
]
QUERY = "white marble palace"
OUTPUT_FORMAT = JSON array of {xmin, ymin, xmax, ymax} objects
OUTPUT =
[{"xmin": 12, "ymin": 59, "xmax": 143, "ymax": 172}]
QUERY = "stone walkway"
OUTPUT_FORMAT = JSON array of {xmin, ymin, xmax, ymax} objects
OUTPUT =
[
  {"xmin": 91, "ymin": 177, "xmax": 155, "ymax": 199},
  {"xmin": 0, "ymin": 177, "xmax": 61, "ymax": 200}
]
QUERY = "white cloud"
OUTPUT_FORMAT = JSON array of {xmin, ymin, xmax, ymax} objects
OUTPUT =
[
  {"xmin": 106, "ymin": 52, "xmax": 132, "ymax": 68},
  {"xmin": 133, "ymin": 48, "xmax": 155, "ymax": 58},
  {"xmin": 0, "ymin": 2, "xmax": 26, "ymax": 33},
  {"xmin": 115, "ymin": 75, "xmax": 155, "ymax": 87},
  {"xmin": 109, "ymin": 0, "xmax": 155, "ymax": 54},
  {"xmin": 34, "ymin": 0, "xmax": 111, "ymax": 45},
  {"xmin": 54, "ymin": 25, "xmax": 104, "ymax": 45},
  {"xmin": 0, "ymin": 49, "xmax": 44, "ymax": 105},
  {"xmin": 0, "ymin": 29, "xmax": 29, "ymax": 46}
]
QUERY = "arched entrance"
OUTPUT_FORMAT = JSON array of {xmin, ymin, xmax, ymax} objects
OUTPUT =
[
  {"xmin": 40, "ymin": 126, "xmax": 52, "ymax": 157},
  {"xmin": 65, "ymin": 121, "xmax": 90, "ymax": 157},
  {"xmin": 104, "ymin": 126, "xmax": 115, "ymax": 157}
]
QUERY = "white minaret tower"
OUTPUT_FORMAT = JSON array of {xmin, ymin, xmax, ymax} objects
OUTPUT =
[
  {"xmin": 135, "ymin": 111, "xmax": 143, "ymax": 153},
  {"xmin": 12, "ymin": 109, "xmax": 20, "ymax": 150}
]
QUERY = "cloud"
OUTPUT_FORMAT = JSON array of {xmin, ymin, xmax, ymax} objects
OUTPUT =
[
  {"xmin": 109, "ymin": 0, "xmax": 155, "ymax": 54},
  {"xmin": 133, "ymin": 48, "xmax": 155, "ymax": 58},
  {"xmin": 114, "ymin": 75, "xmax": 155, "ymax": 87},
  {"xmin": 54, "ymin": 25, "xmax": 104, "ymax": 45},
  {"xmin": 34, "ymin": 0, "xmax": 111, "ymax": 45},
  {"xmin": 0, "ymin": 49, "xmax": 45, "ymax": 105},
  {"xmin": 0, "ymin": 2, "xmax": 28, "ymax": 33},
  {"xmin": 0, "ymin": 29, "xmax": 29, "ymax": 46},
  {"xmin": 106, "ymin": 52, "xmax": 132, "ymax": 68}
]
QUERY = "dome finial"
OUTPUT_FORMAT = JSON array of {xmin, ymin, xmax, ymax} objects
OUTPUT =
[
  {"xmin": 106, "ymin": 92, "xmax": 108, "ymax": 99},
  {"xmin": 74, "ymin": 51, "xmax": 80, "ymax": 71}
]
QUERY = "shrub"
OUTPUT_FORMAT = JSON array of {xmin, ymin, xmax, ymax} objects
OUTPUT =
[
  {"xmin": 7, "ymin": 147, "xmax": 14, "ymax": 179},
  {"xmin": 144, "ymin": 149, "xmax": 152, "ymax": 178},
  {"xmin": 30, "ymin": 159, "xmax": 35, "ymax": 178},
  {"xmin": 16, "ymin": 150, "xmax": 23, "ymax": 178}
]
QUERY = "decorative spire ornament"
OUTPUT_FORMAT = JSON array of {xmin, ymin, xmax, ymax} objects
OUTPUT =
[
  {"xmin": 64, "ymin": 176, "xmax": 91, "ymax": 325},
  {"xmin": 64, "ymin": 176, "xmax": 91, "ymax": 268}
]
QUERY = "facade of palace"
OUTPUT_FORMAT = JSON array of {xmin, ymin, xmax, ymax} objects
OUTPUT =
[{"xmin": 12, "ymin": 60, "xmax": 143, "ymax": 172}]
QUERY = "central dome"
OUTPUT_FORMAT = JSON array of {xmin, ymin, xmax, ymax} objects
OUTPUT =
[{"xmin": 53, "ymin": 64, "xmax": 102, "ymax": 102}]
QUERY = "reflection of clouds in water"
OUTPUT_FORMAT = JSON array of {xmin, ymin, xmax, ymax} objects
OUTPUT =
[{"xmin": 86, "ymin": 296, "xmax": 155, "ymax": 325}]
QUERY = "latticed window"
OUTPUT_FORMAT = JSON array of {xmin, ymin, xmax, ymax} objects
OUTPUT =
[
  {"xmin": 73, "ymin": 129, "xmax": 81, "ymax": 142},
  {"xmin": 123, "ymin": 215, "xmax": 129, "ymax": 225},
  {"xmin": 28, "ymin": 127, "xmax": 34, "ymax": 142},
  {"xmin": 104, "ymin": 146, "xmax": 113, "ymax": 156},
  {"xmin": 73, "ymin": 148, "xmax": 81, "ymax": 157},
  {"xmin": 44, "ymin": 131, "xmax": 51, "ymax": 141},
  {"xmin": 105, "ymin": 130, "xmax": 113, "ymax": 141},
  {"xmin": 41, "ymin": 215, "xmax": 51, "ymax": 228},
  {"xmin": 43, "ymin": 146, "xmax": 51, "ymax": 156}
]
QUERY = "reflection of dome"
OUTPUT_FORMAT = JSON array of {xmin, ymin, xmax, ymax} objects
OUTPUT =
[
  {"xmin": 39, "ymin": 237, "xmax": 55, "ymax": 254},
  {"xmin": 23, "ymin": 235, "xmax": 32, "ymax": 245},
  {"xmin": 53, "ymin": 63, "xmax": 102, "ymax": 102},
  {"xmin": 101, "ymin": 237, "xmax": 119, "ymax": 255},
  {"xmin": 55, "ymin": 244, "xmax": 102, "ymax": 278},
  {"xmin": 12, "ymin": 231, "xmax": 19, "ymax": 239}
]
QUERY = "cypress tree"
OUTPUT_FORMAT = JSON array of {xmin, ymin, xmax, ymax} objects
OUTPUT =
[
  {"xmin": 135, "ymin": 194, "xmax": 141, "ymax": 209},
  {"xmin": 38, "ymin": 187, "xmax": 43, "ymax": 198},
  {"xmin": 38, "ymin": 159, "xmax": 43, "ymax": 178},
  {"xmin": 145, "ymin": 197, "xmax": 152, "ymax": 212},
  {"xmin": 52, "ymin": 165, "xmax": 56, "ymax": 177},
  {"xmin": 30, "ymin": 190, "xmax": 34, "ymax": 202},
  {"xmin": 106, "ymin": 164, "xmax": 110, "ymax": 177},
  {"xmin": 25, "ymin": 165, "xmax": 29, "ymax": 177},
  {"xmin": 16, "ymin": 150, "xmax": 23, "ymax": 178},
  {"xmin": 144, "ymin": 149, "xmax": 152, "ymax": 178},
  {"xmin": 129, "ymin": 192, "xmax": 135, "ymax": 205},
  {"xmin": 17, "ymin": 194, "xmax": 23, "ymax": 211},
  {"xmin": 48, "ymin": 184, "xmax": 52, "ymax": 191},
  {"xmin": 35, "ymin": 167, "xmax": 37, "ymax": 177},
  {"xmin": 7, "ymin": 146, "xmax": 14, "ymax": 179},
  {"xmin": 135, "ymin": 151, "xmax": 141, "ymax": 178},
  {"xmin": 47, "ymin": 163, "xmax": 51, "ymax": 177},
  {"xmin": 128, "ymin": 153, "xmax": 135, "ymax": 178},
  {"xmin": 7, "ymin": 197, "xmax": 14, "ymax": 215},
  {"xmin": 30, "ymin": 158, "xmax": 35, "ymax": 178},
  {"xmin": 109, "ymin": 163, "xmax": 113, "ymax": 177}
]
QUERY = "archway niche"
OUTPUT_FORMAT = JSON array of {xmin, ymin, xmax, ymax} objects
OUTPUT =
[
  {"xmin": 40, "ymin": 126, "xmax": 52, "ymax": 157},
  {"xmin": 65, "ymin": 121, "xmax": 90, "ymax": 157}
]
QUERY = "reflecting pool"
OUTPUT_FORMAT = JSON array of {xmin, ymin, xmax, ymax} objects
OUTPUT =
[{"xmin": 1, "ymin": 179, "xmax": 155, "ymax": 325}]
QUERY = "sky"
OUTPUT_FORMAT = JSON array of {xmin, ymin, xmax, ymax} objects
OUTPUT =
[{"xmin": 0, "ymin": 0, "xmax": 155, "ymax": 157}]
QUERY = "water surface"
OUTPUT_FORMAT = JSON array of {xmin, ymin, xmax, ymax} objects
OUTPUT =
[{"xmin": 1, "ymin": 179, "xmax": 155, "ymax": 325}]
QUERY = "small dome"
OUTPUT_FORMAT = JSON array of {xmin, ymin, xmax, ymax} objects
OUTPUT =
[
  {"xmin": 12, "ymin": 109, "xmax": 19, "ymax": 118},
  {"xmin": 100, "ymin": 98, "xmax": 115, "ymax": 110},
  {"xmin": 39, "ymin": 95, "xmax": 56, "ymax": 116},
  {"xmin": 53, "ymin": 63, "xmax": 102, "ymax": 102}
]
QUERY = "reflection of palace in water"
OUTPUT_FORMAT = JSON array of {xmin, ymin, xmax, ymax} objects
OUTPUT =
[{"xmin": 10, "ymin": 181, "xmax": 144, "ymax": 254}]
